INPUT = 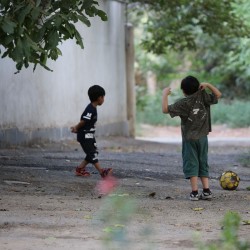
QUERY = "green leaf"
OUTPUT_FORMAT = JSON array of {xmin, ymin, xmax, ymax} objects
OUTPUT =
[
  {"xmin": 17, "ymin": 4, "xmax": 33, "ymax": 24},
  {"xmin": 22, "ymin": 38, "xmax": 31, "ymax": 58},
  {"xmin": 1, "ymin": 50, "xmax": 9, "ymax": 58},
  {"xmin": 25, "ymin": 34, "xmax": 41, "ymax": 52},
  {"xmin": 16, "ymin": 62, "xmax": 23, "ymax": 71},
  {"xmin": 53, "ymin": 15, "xmax": 62, "ymax": 27},
  {"xmin": 74, "ymin": 29, "xmax": 83, "ymax": 49},
  {"xmin": 56, "ymin": 48, "xmax": 62, "ymax": 56},
  {"xmin": 49, "ymin": 48, "xmax": 59, "ymax": 60},
  {"xmin": 47, "ymin": 30, "xmax": 60, "ymax": 49},
  {"xmin": 64, "ymin": 22, "xmax": 74, "ymax": 38},
  {"xmin": 40, "ymin": 53, "xmax": 47, "ymax": 65},
  {"xmin": 32, "ymin": 26, "xmax": 46, "ymax": 43},
  {"xmin": 3, "ymin": 35, "xmax": 14, "ymax": 45},
  {"xmin": 31, "ymin": 7, "xmax": 41, "ymax": 21},
  {"xmin": 1, "ymin": 18, "xmax": 17, "ymax": 34},
  {"xmin": 11, "ymin": 38, "xmax": 24, "ymax": 61},
  {"xmin": 97, "ymin": 10, "xmax": 108, "ymax": 21},
  {"xmin": 76, "ymin": 14, "xmax": 91, "ymax": 27},
  {"xmin": 58, "ymin": 26, "xmax": 71, "ymax": 39},
  {"xmin": 24, "ymin": 59, "xmax": 29, "ymax": 68}
]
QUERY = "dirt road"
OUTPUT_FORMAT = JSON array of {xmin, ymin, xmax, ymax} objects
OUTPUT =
[{"xmin": 0, "ymin": 128, "xmax": 250, "ymax": 249}]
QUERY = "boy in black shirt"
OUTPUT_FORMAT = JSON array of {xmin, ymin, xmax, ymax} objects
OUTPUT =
[
  {"xmin": 71, "ymin": 85, "xmax": 112, "ymax": 178},
  {"xmin": 162, "ymin": 76, "xmax": 222, "ymax": 201}
]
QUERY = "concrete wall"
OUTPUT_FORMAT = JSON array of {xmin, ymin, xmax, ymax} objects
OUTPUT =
[{"xmin": 0, "ymin": 1, "xmax": 128, "ymax": 147}]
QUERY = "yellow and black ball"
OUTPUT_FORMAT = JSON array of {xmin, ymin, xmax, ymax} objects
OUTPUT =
[{"xmin": 219, "ymin": 171, "xmax": 240, "ymax": 190}]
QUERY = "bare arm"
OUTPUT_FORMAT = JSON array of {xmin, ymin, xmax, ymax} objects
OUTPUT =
[
  {"xmin": 200, "ymin": 83, "xmax": 222, "ymax": 99},
  {"xmin": 162, "ymin": 87, "xmax": 171, "ymax": 113},
  {"xmin": 70, "ymin": 120, "xmax": 85, "ymax": 133}
]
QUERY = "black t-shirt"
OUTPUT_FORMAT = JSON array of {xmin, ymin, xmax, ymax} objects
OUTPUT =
[{"xmin": 78, "ymin": 103, "xmax": 97, "ymax": 135}]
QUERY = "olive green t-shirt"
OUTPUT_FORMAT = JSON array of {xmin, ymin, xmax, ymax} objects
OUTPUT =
[{"xmin": 168, "ymin": 89, "xmax": 218, "ymax": 140}]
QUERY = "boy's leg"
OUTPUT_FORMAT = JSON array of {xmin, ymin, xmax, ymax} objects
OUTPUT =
[
  {"xmin": 182, "ymin": 139, "xmax": 199, "ymax": 200},
  {"xmin": 93, "ymin": 162, "xmax": 113, "ymax": 178},
  {"xmin": 200, "ymin": 176, "xmax": 209, "ymax": 189},
  {"xmin": 81, "ymin": 137, "xmax": 112, "ymax": 178},
  {"xmin": 93, "ymin": 162, "xmax": 102, "ymax": 174},
  {"xmin": 75, "ymin": 159, "xmax": 91, "ymax": 177},
  {"xmin": 197, "ymin": 136, "xmax": 212, "ymax": 200},
  {"xmin": 190, "ymin": 176, "xmax": 198, "ymax": 191},
  {"xmin": 200, "ymin": 176, "xmax": 212, "ymax": 200},
  {"xmin": 189, "ymin": 176, "xmax": 199, "ymax": 201},
  {"xmin": 182, "ymin": 139, "xmax": 199, "ymax": 179},
  {"xmin": 75, "ymin": 140, "xmax": 93, "ymax": 177},
  {"xmin": 78, "ymin": 159, "xmax": 88, "ymax": 169}
]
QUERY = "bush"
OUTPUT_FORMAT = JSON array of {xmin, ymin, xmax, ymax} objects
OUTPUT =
[
  {"xmin": 212, "ymin": 100, "xmax": 250, "ymax": 128},
  {"xmin": 136, "ymin": 88, "xmax": 250, "ymax": 128},
  {"xmin": 196, "ymin": 211, "xmax": 249, "ymax": 250},
  {"xmin": 136, "ymin": 88, "xmax": 181, "ymax": 126}
]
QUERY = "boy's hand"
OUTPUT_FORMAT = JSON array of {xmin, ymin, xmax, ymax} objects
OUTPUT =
[
  {"xmin": 200, "ymin": 83, "xmax": 209, "ymax": 90},
  {"xmin": 70, "ymin": 126, "xmax": 77, "ymax": 133},
  {"xmin": 162, "ymin": 87, "xmax": 171, "ymax": 96},
  {"xmin": 200, "ymin": 82, "xmax": 222, "ymax": 99}
]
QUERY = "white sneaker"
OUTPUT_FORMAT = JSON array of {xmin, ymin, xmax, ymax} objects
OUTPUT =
[
  {"xmin": 190, "ymin": 192, "xmax": 199, "ymax": 201},
  {"xmin": 200, "ymin": 191, "xmax": 212, "ymax": 200}
]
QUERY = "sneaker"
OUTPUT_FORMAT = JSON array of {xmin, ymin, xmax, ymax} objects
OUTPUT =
[
  {"xmin": 75, "ymin": 166, "xmax": 90, "ymax": 177},
  {"xmin": 190, "ymin": 192, "xmax": 199, "ymax": 201},
  {"xmin": 100, "ymin": 168, "xmax": 113, "ymax": 178},
  {"xmin": 200, "ymin": 190, "xmax": 212, "ymax": 200}
]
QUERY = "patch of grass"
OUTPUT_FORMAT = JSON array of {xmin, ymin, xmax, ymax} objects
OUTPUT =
[
  {"xmin": 136, "ymin": 89, "xmax": 181, "ymax": 126},
  {"xmin": 212, "ymin": 100, "xmax": 250, "ymax": 128},
  {"xmin": 195, "ymin": 211, "xmax": 249, "ymax": 250}
]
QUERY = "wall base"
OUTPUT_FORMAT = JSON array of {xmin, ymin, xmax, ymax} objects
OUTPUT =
[{"xmin": 0, "ymin": 121, "xmax": 129, "ymax": 148}]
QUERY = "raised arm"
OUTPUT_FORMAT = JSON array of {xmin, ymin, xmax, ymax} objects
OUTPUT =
[
  {"xmin": 162, "ymin": 87, "xmax": 172, "ymax": 113},
  {"xmin": 200, "ymin": 83, "xmax": 222, "ymax": 99}
]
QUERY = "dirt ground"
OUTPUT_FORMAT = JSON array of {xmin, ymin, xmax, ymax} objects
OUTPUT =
[{"xmin": 0, "ymin": 125, "xmax": 250, "ymax": 250}]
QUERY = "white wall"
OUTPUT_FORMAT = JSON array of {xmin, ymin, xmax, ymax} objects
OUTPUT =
[{"xmin": 0, "ymin": 1, "xmax": 128, "ymax": 146}]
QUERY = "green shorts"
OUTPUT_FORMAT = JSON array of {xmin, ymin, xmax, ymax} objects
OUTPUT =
[{"xmin": 182, "ymin": 136, "xmax": 209, "ymax": 179}]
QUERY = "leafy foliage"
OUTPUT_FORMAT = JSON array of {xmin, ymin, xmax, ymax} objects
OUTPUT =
[
  {"xmin": 136, "ymin": 93, "xmax": 250, "ymax": 128},
  {"xmin": 197, "ymin": 211, "xmax": 249, "ymax": 250},
  {"xmin": 129, "ymin": 0, "xmax": 250, "ymax": 54},
  {"xmin": 136, "ymin": 88, "xmax": 181, "ymax": 126},
  {"xmin": 0, "ymin": 0, "xmax": 107, "ymax": 72},
  {"xmin": 130, "ymin": 0, "xmax": 250, "ymax": 99},
  {"xmin": 191, "ymin": 0, "xmax": 250, "ymax": 98}
]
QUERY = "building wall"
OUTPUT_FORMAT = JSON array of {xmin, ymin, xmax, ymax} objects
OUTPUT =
[{"xmin": 0, "ymin": 1, "xmax": 128, "ymax": 147}]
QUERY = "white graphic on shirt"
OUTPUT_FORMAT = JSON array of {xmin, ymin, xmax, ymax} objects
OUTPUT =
[
  {"xmin": 83, "ymin": 113, "xmax": 92, "ymax": 120},
  {"xmin": 85, "ymin": 133, "xmax": 94, "ymax": 139},
  {"xmin": 193, "ymin": 109, "xmax": 199, "ymax": 115}
]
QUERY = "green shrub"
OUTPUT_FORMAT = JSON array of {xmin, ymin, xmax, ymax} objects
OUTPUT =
[
  {"xmin": 212, "ymin": 100, "xmax": 250, "ymax": 128},
  {"xmin": 136, "ymin": 88, "xmax": 182, "ymax": 126},
  {"xmin": 196, "ymin": 211, "xmax": 249, "ymax": 250},
  {"xmin": 136, "ymin": 88, "xmax": 250, "ymax": 128}
]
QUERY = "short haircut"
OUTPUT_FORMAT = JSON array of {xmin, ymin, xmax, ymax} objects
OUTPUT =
[
  {"xmin": 88, "ymin": 85, "xmax": 105, "ymax": 102},
  {"xmin": 180, "ymin": 76, "xmax": 200, "ymax": 95}
]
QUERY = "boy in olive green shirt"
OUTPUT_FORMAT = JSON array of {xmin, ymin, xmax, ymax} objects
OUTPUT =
[{"xmin": 162, "ymin": 76, "xmax": 222, "ymax": 201}]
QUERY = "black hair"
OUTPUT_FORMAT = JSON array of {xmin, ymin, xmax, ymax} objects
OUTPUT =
[
  {"xmin": 88, "ymin": 85, "xmax": 105, "ymax": 102},
  {"xmin": 180, "ymin": 76, "xmax": 200, "ymax": 95}
]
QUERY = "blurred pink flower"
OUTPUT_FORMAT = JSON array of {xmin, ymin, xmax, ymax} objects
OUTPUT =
[{"xmin": 96, "ymin": 176, "xmax": 118, "ymax": 195}]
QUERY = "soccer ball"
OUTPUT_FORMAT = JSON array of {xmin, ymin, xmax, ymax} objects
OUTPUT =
[{"xmin": 219, "ymin": 171, "xmax": 240, "ymax": 190}]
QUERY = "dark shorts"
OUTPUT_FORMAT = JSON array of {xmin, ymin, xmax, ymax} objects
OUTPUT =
[
  {"xmin": 182, "ymin": 136, "xmax": 209, "ymax": 179},
  {"xmin": 78, "ymin": 133, "xmax": 98, "ymax": 164}
]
